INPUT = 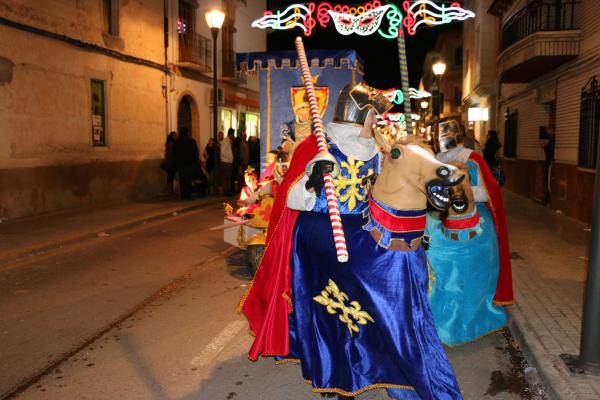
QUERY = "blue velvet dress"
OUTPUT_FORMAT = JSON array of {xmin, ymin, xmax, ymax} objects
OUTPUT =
[
  {"xmin": 425, "ymin": 160, "xmax": 507, "ymax": 346},
  {"xmin": 285, "ymin": 143, "xmax": 463, "ymax": 399}
]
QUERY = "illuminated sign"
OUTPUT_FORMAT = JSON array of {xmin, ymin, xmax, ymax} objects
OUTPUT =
[
  {"xmin": 403, "ymin": 1, "xmax": 475, "ymax": 35},
  {"xmin": 408, "ymin": 88, "xmax": 432, "ymax": 99},
  {"xmin": 251, "ymin": 1, "xmax": 474, "ymax": 38},
  {"xmin": 468, "ymin": 107, "xmax": 489, "ymax": 122}
]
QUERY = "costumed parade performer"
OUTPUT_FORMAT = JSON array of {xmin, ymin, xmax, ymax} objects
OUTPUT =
[
  {"xmin": 239, "ymin": 82, "xmax": 464, "ymax": 400},
  {"xmin": 259, "ymin": 151, "xmax": 289, "ymax": 198},
  {"xmin": 280, "ymin": 90, "xmax": 322, "ymax": 155},
  {"xmin": 425, "ymin": 119, "xmax": 514, "ymax": 346},
  {"xmin": 236, "ymin": 167, "xmax": 260, "ymax": 217}
]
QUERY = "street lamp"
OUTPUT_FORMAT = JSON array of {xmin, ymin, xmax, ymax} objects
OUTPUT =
[
  {"xmin": 418, "ymin": 101, "xmax": 429, "ymax": 138},
  {"xmin": 432, "ymin": 60, "xmax": 446, "ymax": 120},
  {"xmin": 432, "ymin": 61, "xmax": 447, "ymax": 76},
  {"xmin": 205, "ymin": 9, "xmax": 225, "ymax": 195}
]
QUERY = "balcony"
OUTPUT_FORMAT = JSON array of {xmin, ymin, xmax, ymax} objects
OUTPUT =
[
  {"xmin": 497, "ymin": 0, "xmax": 580, "ymax": 83},
  {"xmin": 222, "ymin": 50, "xmax": 247, "ymax": 84},
  {"xmin": 177, "ymin": 32, "xmax": 211, "ymax": 73}
]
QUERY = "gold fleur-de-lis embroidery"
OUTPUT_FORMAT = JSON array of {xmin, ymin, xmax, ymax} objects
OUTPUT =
[
  {"xmin": 313, "ymin": 279, "xmax": 374, "ymax": 336},
  {"xmin": 334, "ymin": 157, "xmax": 373, "ymax": 211}
]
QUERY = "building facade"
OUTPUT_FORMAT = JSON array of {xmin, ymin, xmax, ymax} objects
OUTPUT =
[
  {"xmin": 421, "ymin": 27, "xmax": 464, "ymax": 123},
  {"xmin": 0, "ymin": 0, "xmax": 265, "ymax": 219},
  {"xmin": 486, "ymin": 0, "xmax": 597, "ymax": 223},
  {"xmin": 461, "ymin": 0, "xmax": 501, "ymax": 143}
]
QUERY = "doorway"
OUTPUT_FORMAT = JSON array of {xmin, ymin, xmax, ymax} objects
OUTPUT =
[{"xmin": 177, "ymin": 95, "xmax": 193, "ymax": 137}]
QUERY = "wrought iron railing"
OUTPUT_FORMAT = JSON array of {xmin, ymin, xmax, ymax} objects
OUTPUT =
[
  {"xmin": 178, "ymin": 32, "xmax": 211, "ymax": 71},
  {"xmin": 222, "ymin": 49, "xmax": 247, "ymax": 83},
  {"xmin": 501, "ymin": 0, "xmax": 580, "ymax": 50}
]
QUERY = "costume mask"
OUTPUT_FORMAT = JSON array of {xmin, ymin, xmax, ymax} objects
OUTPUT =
[{"xmin": 328, "ymin": 5, "xmax": 391, "ymax": 36}]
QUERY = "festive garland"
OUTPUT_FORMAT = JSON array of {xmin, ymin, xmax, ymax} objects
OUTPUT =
[{"xmin": 252, "ymin": 0, "xmax": 474, "ymax": 38}]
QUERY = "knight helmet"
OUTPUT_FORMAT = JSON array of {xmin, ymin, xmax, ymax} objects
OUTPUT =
[
  {"xmin": 438, "ymin": 119, "xmax": 462, "ymax": 153},
  {"xmin": 332, "ymin": 82, "xmax": 393, "ymax": 125}
]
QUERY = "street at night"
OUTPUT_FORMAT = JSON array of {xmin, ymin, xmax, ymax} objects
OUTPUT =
[
  {"xmin": 0, "ymin": 195, "xmax": 558, "ymax": 400},
  {"xmin": 2, "ymin": 0, "xmax": 600, "ymax": 399}
]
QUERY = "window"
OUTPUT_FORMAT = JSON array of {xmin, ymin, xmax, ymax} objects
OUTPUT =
[
  {"xmin": 504, "ymin": 109, "xmax": 518, "ymax": 158},
  {"xmin": 102, "ymin": 0, "xmax": 119, "ymax": 35},
  {"xmin": 178, "ymin": 0, "xmax": 195, "ymax": 35},
  {"xmin": 245, "ymin": 113, "xmax": 260, "ymax": 138},
  {"xmin": 578, "ymin": 76, "xmax": 600, "ymax": 169},
  {"xmin": 454, "ymin": 87, "xmax": 461, "ymax": 108},
  {"xmin": 454, "ymin": 47, "xmax": 463, "ymax": 68},
  {"xmin": 221, "ymin": 108, "xmax": 234, "ymax": 135},
  {"xmin": 91, "ymin": 80, "xmax": 107, "ymax": 146}
]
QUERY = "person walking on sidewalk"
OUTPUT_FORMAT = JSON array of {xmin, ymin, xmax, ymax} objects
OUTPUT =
[
  {"xmin": 161, "ymin": 131, "xmax": 177, "ymax": 194},
  {"xmin": 173, "ymin": 129, "xmax": 200, "ymax": 200},
  {"xmin": 542, "ymin": 125, "xmax": 555, "ymax": 204}
]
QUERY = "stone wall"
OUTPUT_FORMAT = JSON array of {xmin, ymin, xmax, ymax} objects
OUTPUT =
[{"xmin": 0, "ymin": 0, "xmax": 167, "ymax": 219}]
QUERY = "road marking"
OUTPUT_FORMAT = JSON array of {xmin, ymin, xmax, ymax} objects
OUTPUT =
[{"xmin": 190, "ymin": 320, "xmax": 247, "ymax": 367}]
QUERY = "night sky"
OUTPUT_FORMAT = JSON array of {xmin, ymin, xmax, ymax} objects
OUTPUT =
[{"xmin": 265, "ymin": 1, "xmax": 461, "ymax": 90}]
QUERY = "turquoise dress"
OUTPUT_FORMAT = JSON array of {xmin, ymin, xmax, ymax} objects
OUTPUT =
[{"xmin": 425, "ymin": 160, "xmax": 507, "ymax": 346}]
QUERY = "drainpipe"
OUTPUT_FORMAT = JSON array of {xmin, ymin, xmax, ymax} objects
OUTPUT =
[{"xmin": 163, "ymin": 0, "xmax": 170, "ymax": 135}]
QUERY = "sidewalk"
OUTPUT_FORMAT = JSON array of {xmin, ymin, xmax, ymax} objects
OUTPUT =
[
  {"xmin": 504, "ymin": 190, "xmax": 600, "ymax": 400},
  {"xmin": 0, "ymin": 195, "xmax": 224, "ymax": 266}
]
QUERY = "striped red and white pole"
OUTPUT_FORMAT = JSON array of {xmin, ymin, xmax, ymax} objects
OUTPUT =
[{"xmin": 294, "ymin": 37, "xmax": 348, "ymax": 263}]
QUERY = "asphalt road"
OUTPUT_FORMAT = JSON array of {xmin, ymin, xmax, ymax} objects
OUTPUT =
[{"xmin": 0, "ymin": 204, "xmax": 545, "ymax": 400}]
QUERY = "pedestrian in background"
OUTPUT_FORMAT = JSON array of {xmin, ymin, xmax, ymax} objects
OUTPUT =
[
  {"xmin": 220, "ymin": 128, "xmax": 234, "ymax": 196},
  {"xmin": 239, "ymin": 130, "xmax": 250, "ymax": 172},
  {"xmin": 173, "ymin": 129, "xmax": 199, "ymax": 200},
  {"xmin": 462, "ymin": 128, "xmax": 482, "ymax": 153},
  {"xmin": 484, "ymin": 130, "xmax": 502, "ymax": 169},
  {"xmin": 203, "ymin": 137, "xmax": 218, "ymax": 186},
  {"xmin": 484, "ymin": 130, "xmax": 505, "ymax": 186},
  {"xmin": 542, "ymin": 125, "xmax": 555, "ymax": 204},
  {"xmin": 231, "ymin": 128, "xmax": 242, "ymax": 193},
  {"xmin": 248, "ymin": 135, "xmax": 261, "ymax": 175},
  {"xmin": 161, "ymin": 131, "xmax": 177, "ymax": 195}
]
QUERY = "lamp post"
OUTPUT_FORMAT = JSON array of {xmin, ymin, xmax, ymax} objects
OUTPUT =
[
  {"xmin": 205, "ymin": 9, "xmax": 225, "ymax": 195},
  {"xmin": 432, "ymin": 60, "xmax": 446, "ymax": 120},
  {"xmin": 420, "ymin": 100, "xmax": 429, "ymax": 121},
  {"xmin": 420, "ymin": 100, "xmax": 429, "ymax": 139}
]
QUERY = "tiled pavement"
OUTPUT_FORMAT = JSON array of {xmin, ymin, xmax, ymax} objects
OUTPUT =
[{"xmin": 504, "ymin": 190, "xmax": 600, "ymax": 400}]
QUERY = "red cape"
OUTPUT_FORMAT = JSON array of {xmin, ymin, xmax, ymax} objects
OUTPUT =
[
  {"xmin": 238, "ymin": 135, "xmax": 319, "ymax": 360},
  {"xmin": 468, "ymin": 152, "xmax": 514, "ymax": 305}
]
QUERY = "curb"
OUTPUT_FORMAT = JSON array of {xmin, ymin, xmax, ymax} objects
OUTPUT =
[
  {"xmin": 508, "ymin": 306, "xmax": 577, "ymax": 400},
  {"xmin": 0, "ymin": 197, "xmax": 224, "ymax": 267}
]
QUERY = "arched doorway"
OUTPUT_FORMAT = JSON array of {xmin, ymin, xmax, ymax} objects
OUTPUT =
[{"xmin": 177, "ymin": 95, "xmax": 192, "ymax": 137}]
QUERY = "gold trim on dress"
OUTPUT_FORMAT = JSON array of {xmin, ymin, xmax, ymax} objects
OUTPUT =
[
  {"xmin": 493, "ymin": 300, "xmax": 515, "ymax": 306},
  {"xmin": 282, "ymin": 292, "xmax": 293, "ymax": 311},
  {"xmin": 305, "ymin": 379, "xmax": 415, "ymax": 397},
  {"xmin": 275, "ymin": 358, "xmax": 300, "ymax": 365}
]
